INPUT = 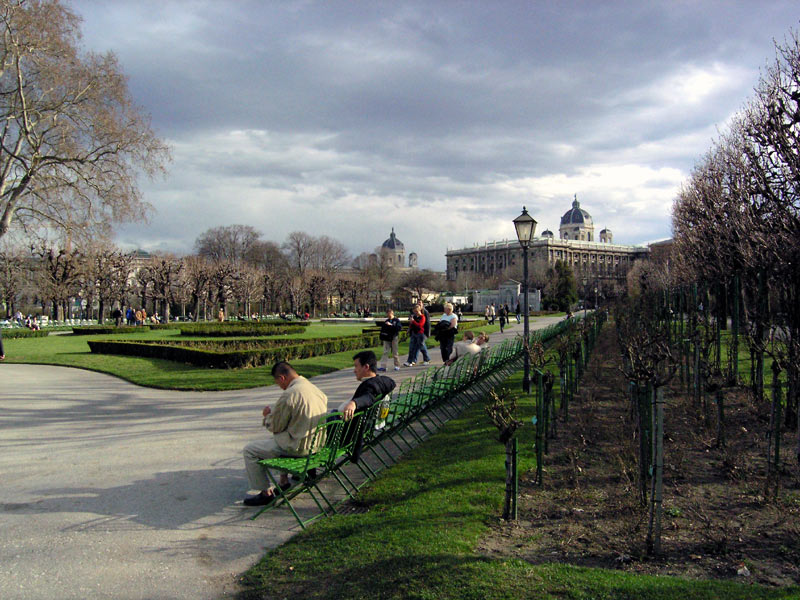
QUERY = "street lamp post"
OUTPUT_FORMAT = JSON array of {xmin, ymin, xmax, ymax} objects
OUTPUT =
[
  {"xmin": 514, "ymin": 206, "xmax": 537, "ymax": 394},
  {"xmin": 582, "ymin": 276, "xmax": 588, "ymax": 319}
]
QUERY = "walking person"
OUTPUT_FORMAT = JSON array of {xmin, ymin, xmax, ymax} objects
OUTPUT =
[
  {"xmin": 378, "ymin": 309, "xmax": 402, "ymax": 371},
  {"xmin": 515, "ymin": 302, "xmax": 521, "ymax": 323},
  {"xmin": 489, "ymin": 303, "xmax": 496, "ymax": 324},
  {"xmin": 435, "ymin": 302, "xmax": 458, "ymax": 362},
  {"xmin": 498, "ymin": 304, "xmax": 506, "ymax": 333},
  {"xmin": 404, "ymin": 305, "xmax": 430, "ymax": 367},
  {"xmin": 417, "ymin": 301, "xmax": 431, "ymax": 364}
]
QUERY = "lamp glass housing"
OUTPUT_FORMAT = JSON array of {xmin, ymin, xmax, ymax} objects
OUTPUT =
[{"xmin": 513, "ymin": 207, "xmax": 537, "ymax": 248}]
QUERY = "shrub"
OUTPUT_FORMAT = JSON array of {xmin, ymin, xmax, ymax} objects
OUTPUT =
[
  {"xmin": 2, "ymin": 328, "xmax": 49, "ymax": 339},
  {"xmin": 176, "ymin": 322, "xmax": 308, "ymax": 337},
  {"xmin": 72, "ymin": 325, "xmax": 150, "ymax": 335},
  {"xmin": 88, "ymin": 333, "xmax": 383, "ymax": 369}
]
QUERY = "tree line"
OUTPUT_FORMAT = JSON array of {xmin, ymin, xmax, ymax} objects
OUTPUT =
[
  {"xmin": 0, "ymin": 224, "xmax": 445, "ymax": 322},
  {"xmin": 669, "ymin": 31, "xmax": 800, "ymax": 444}
]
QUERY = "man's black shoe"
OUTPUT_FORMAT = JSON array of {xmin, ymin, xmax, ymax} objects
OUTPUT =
[{"xmin": 243, "ymin": 490, "xmax": 276, "ymax": 507}]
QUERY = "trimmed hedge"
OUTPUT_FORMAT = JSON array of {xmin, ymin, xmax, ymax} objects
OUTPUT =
[
  {"xmin": 72, "ymin": 325, "xmax": 150, "ymax": 335},
  {"xmin": 1, "ymin": 328, "xmax": 49, "ymax": 339},
  {"xmin": 177, "ymin": 322, "xmax": 308, "ymax": 337},
  {"xmin": 154, "ymin": 335, "xmax": 377, "ymax": 351},
  {"xmin": 87, "ymin": 332, "xmax": 383, "ymax": 369}
]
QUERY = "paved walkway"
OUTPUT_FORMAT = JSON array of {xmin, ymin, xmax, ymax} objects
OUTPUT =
[{"xmin": 0, "ymin": 317, "xmax": 563, "ymax": 600}]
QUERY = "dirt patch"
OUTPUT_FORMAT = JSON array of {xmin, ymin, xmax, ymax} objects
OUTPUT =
[{"xmin": 478, "ymin": 327, "xmax": 800, "ymax": 586}]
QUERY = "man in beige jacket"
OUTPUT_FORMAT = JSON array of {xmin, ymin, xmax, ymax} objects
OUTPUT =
[{"xmin": 242, "ymin": 361, "xmax": 328, "ymax": 506}]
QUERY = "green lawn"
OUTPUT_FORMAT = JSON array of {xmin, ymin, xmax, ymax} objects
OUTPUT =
[
  {"xmin": 239, "ymin": 369, "xmax": 797, "ymax": 600},
  {"xmin": 0, "ymin": 322, "xmax": 502, "ymax": 391}
]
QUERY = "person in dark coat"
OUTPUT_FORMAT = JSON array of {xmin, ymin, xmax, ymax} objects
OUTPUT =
[{"xmin": 378, "ymin": 309, "xmax": 403, "ymax": 371}]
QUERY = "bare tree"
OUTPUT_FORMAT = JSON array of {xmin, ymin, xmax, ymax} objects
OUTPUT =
[
  {"xmin": 0, "ymin": 242, "xmax": 25, "ymax": 317},
  {"xmin": 395, "ymin": 269, "xmax": 441, "ymax": 306},
  {"xmin": 194, "ymin": 225, "xmax": 261, "ymax": 264},
  {"xmin": 181, "ymin": 255, "xmax": 213, "ymax": 320},
  {"xmin": 0, "ymin": 0, "xmax": 169, "ymax": 242},
  {"xmin": 36, "ymin": 245, "xmax": 82, "ymax": 320},
  {"xmin": 140, "ymin": 254, "xmax": 182, "ymax": 322},
  {"xmin": 81, "ymin": 242, "xmax": 135, "ymax": 323},
  {"xmin": 282, "ymin": 231, "xmax": 316, "ymax": 275},
  {"xmin": 232, "ymin": 263, "xmax": 261, "ymax": 317},
  {"xmin": 210, "ymin": 261, "xmax": 238, "ymax": 310}
]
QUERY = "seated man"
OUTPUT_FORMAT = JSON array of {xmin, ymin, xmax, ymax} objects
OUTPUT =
[
  {"xmin": 338, "ymin": 350, "xmax": 397, "ymax": 419},
  {"xmin": 337, "ymin": 351, "xmax": 397, "ymax": 462},
  {"xmin": 242, "ymin": 361, "xmax": 328, "ymax": 506},
  {"xmin": 445, "ymin": 331, "xmax": 482, "ymax": 365}
]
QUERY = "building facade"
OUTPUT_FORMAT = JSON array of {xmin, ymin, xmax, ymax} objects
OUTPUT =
[
  {"xmin": 445, "ymin": 197, "xmax": 649, "ymax": 282},
  {"xmin": 472, "ymin": 280, "xmax": 541, "ymax": 314}
]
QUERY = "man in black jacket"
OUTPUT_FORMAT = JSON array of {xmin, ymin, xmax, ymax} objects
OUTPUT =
[
  {"xmin": 339, "ymin": 350, "xmax": 397, "ymax": 420},
  {"xmin": 378, "ymin": 309, "xmax": 403, "ymax": 371}
]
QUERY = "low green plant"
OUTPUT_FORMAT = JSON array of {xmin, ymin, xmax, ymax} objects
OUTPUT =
[
  {"xmin": 176, "ymin": 321, "xmax": 308, "ymax": 337},
  {"xmin": 72, "ymin": 325, "xmax": 149, "ymax": 335},
  {"xmin": 1, "ymin": 328, "xmax": 49, "ymax": 339},
  {"xmin": 87, "ymin": 333, "xmax": 384, "ymax": 369}
]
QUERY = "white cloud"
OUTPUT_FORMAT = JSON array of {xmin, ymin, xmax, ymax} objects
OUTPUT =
[{"xmin": 71, "ymin": 1, "xmax": 800, "ymax": 269}]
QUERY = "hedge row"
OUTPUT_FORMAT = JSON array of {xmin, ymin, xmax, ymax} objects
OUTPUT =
[
  {"xmin": 72, "ymin": 325, "xmax": 150, "ymax": 335},
  {"xmin": 176, "ymin": 322, "xmax": 308, "ymax": 337},
  {"xmin": 154, "ymin": 334, "xmax": 385, "ymax": 351},
  {"xmin": 87, "ymin": 333, "xmax": 382, "ymax": 369},
  {"xmin": 1, "ymin": 328, "xmax": 49, "ymax": 339}
]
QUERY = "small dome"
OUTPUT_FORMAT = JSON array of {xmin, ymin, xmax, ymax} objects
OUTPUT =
[
  {"xmin": 382, "ymin": 228, "xmax": 404, "ymax": 251},
  {"xmin": 560, "ymin": 195, "xmax": 593, "ymax": 226},
  {"xmin": 541, "ymin": 229, "xmax": 554, "ymax": 239}
]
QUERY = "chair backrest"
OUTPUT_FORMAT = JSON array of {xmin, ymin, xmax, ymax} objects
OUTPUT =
[
  {"xmin": 308, "ymin": 414, "xmax": 342, "ymax": 456},
  {"xmin": 336, "ymin": 409, "xmax": 366, "ymax": 456}
]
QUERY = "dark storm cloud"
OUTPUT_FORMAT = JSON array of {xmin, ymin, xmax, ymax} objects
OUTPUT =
[{"xmin": 74, "ymin": 0, "xmax": 800, "ymax": 267}]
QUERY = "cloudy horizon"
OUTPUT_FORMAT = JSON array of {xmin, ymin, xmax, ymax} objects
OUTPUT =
[{"xmin": 71, "ymin": 0, "xmax": 799, "ymax": 269}]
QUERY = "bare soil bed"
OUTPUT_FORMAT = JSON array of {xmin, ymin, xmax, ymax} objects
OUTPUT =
[{"xmin": 479, "ymin": 327, "xmax": 800, "ymax": 587}]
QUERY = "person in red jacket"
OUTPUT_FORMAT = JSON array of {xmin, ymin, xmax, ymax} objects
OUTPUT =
[{"xmin": 403, "ymin": 305, "xmax": 430, "ymax": 367}]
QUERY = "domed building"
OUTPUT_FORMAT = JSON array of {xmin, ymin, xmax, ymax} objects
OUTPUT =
[
  {"xmin": 381, "ymin": 228, "xmax": 405, "ymax": 267},
  {"xmin": 445, "ymin": 195, "xmax": 650, "ymax": 287},
  {"xmin": 559, "ymin": 195, "xmax": 594, "ymax": 241}
]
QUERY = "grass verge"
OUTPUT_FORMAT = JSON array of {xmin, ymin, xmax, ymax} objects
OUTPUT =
[
  {"xmin": 0, "ymin": 322, "xmax": 501, "ymax": 391},
  {"xmin": 238, "ymin": 370, "xmax": 798, "ymax": 600}
]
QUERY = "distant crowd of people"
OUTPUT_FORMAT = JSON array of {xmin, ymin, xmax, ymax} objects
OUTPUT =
[{"xmin": 121, "ymin": 307, "xmax": 162, "ymax": 326}]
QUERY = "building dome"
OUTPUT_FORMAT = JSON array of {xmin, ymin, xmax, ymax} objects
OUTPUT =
[
  {"xmin": 558, "ymin": 195, "xmax": 595, "ymax": 241},
  {"xmin": 382, "ymin": 228, "xmax": 405, "ymax": 251},
  {"xmin": 541, "ymin": 229, "xmax": 554, "ymax": 239},
  {"xmin": 560, "ymin": 196, "xmax": 593, "ymax": 226}
]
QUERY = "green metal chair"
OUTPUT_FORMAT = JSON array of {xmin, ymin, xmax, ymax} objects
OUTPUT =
[{"xmin": 251, "ymin": 415, "xmax": 344, "ymax": 528}]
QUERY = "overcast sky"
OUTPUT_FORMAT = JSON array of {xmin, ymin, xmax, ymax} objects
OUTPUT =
[{"xmin": 72, "ymin": 0, "xmax": 799, "ymax": 269}]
